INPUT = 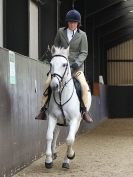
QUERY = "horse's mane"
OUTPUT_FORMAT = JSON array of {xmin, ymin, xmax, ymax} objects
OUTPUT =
[{"xmin": 51, "ymin": 46, "xmax": 69, "ymax": 58}]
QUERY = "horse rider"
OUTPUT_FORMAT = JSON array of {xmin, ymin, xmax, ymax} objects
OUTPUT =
[{"xmin": 35, "ymin": 9, "xmax": 93, "ymax": 123}]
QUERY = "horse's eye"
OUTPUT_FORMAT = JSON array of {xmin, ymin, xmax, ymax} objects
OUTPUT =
[{"xmin": 63, "ymin": 63, "xmax": 67, "ymax": 67}]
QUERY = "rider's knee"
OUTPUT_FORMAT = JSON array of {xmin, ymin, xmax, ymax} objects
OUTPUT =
[{"xmin": 81, "ymin": 82, "xmax": 89, "ymax": 91}]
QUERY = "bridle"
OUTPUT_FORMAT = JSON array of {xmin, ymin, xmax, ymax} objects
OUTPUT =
[
  {"xmin": 51, "ymin": 55, "xmax": 69, "ymax": 83},
  {"xmin": 51, "ymin": 55, "xmax": 74, "ymax": 126}
]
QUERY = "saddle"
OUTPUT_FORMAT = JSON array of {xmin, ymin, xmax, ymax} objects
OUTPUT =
[
  {"xmin": 73, "ymin": 77, "xmax": 82, "ymax": 102},
  {"xmin": 73, "ymin": 77, "xmax": 83, "ymax": 112}
]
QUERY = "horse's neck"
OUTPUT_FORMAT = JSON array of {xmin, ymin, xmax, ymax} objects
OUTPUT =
[
  {"xmin": 53, "ymin": 72, "xmax": 75, "ymax": 102},
  {"xmin": 62, "ymin": 77, "xmax": 74, "ymax": 103},
  {"xmin": 63, "ymin": 73, "xmax": 74, "ymax": 95}
]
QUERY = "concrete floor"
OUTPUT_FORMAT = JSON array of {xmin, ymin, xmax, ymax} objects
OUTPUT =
[{"xmin": 13, "ymin": 119, "xmax": 133, "ymax": 177}]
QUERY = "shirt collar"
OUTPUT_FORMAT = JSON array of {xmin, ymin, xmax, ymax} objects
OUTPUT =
[{"xmin": 67, "ymin": 28, "xmax": 77, "ymax": 35}]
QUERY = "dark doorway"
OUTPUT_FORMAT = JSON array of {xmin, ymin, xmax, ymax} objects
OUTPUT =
[
  {"xmin": 38, "ymin": 0, "xmax": 57, "ymax": 59},
  {"xmin": 108, "ymin": 86, "xmax": 133, "ymax": 118},
  {"xmin": 3, "ymin": 0, "xmax": 29, "ymax": 56}
]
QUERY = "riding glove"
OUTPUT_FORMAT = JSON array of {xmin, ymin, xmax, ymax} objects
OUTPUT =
[{"xmin": 71, "ymin": 63, "xmax": 79, "ymax": 71}]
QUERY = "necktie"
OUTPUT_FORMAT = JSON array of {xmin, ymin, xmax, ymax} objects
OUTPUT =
[{"xmin": 72, "ymin": 30, "xmax": 74, "ymax": 38}]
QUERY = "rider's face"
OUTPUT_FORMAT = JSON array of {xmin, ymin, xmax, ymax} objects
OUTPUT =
[{"xmin": 68, "ymin": 22, "xmax": 78, "ymax": 30}]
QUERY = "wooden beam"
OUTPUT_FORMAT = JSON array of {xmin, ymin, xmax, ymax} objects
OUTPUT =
[
  {"xmin": 106, "ymin": 34, "xmax": 133, "ymax": 49},
  {"xmin": 85, "ymin": 0, "xmax": 122, "ymax": 17},
  {"xmin": 95, "ymin": 0, "xmax": 133, "ymax": 28},
  {"xmin": 104, "ymin": 27, "xmax": 133, "ymax": 46},
  {"xmin": 99, "ymin": 14, "xmax": 133, "ymax": 37}
]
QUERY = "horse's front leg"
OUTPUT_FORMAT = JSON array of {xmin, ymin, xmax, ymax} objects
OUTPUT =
[
  {"xmin": 45, "ymin": 116, "xmax": 57, "ymax": 169},
  {"xmin": 52, "ymin": 125, "xmax": 60, "ymax": 160},
  {"xmin": 62, "ymin": 118, "xmax": 81, "ymax": 169}
]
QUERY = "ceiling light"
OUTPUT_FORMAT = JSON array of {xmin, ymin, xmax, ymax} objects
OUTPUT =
[{"xmin": 129, "ymin": 10, "xmax": 133, "ymax": 13}]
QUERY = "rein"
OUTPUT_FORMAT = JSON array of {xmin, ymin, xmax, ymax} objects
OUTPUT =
[{"xmin": 51, "ymin": 55, "xmax": 74, "ymax": 126}]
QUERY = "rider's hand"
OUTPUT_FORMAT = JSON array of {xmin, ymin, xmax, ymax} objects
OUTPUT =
[{"xmin": 71, "ymin": 63, "xmax": 79, "ymax": 71}]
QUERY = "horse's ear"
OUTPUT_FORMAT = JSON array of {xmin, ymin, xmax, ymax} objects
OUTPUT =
[{"xmin": 51, "ymin": 45, "xmax": 56, "ymax": 55}]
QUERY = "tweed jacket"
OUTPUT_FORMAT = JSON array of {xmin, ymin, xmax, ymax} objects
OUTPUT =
[{"xmin": 54, "ymin": 27, "xmax": 88, "ymax": 71}]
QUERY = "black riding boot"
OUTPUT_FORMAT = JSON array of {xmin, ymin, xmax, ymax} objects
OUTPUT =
[
  {"xmin": 82, "ymin": 107, "xmax": 93, "ymax": 123},
  {"xmin": 35, "ymin": 87, "xmax": 51, "ymax": 120},
  {"xmin": 35, "ymin": 106, "xmax": 47, "ymax": 120}
]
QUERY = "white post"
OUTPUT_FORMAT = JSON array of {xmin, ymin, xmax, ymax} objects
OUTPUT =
[
  {"xmin": 29, "ymin": 0, "xmax": 38, "ymax": 59},
  {"xmin": 0, "ymin": 0, "xmax": 3, "ymax": 47}
]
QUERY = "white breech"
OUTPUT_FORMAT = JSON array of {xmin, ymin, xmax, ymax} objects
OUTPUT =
[{"xmin": 74, "ymin": 71, "xmax": 91, "ymax": 111}]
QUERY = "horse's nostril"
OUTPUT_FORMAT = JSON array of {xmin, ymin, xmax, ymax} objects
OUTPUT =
[
  {"xmin": 52, "ymin": 83, "xmax": 58, "ymax": 91},
  {"xmin": 55, "ymin": 84, "xmax": 58, "ymax": 89}
]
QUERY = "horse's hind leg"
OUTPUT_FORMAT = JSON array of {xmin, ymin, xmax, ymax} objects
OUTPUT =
[
  {"xmin": 45, "ymin": 117, "xmax": 56, "ymax": 169},
  {"xmin": 52, "ymin": 125, "xmax": 60, "ymax": 160}
]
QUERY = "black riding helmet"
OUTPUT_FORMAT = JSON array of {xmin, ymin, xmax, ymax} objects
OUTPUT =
[{"xmin": 65, "ymin": 9, "xmax": 81, "ymax": 24}]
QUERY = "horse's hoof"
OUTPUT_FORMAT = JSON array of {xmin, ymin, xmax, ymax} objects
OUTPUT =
[
  {"xmin": 67, "ymin": 152, "xmax": 75, "ymax": 160},
  {"xmin": 45, "ymin": 162, "xmax": 53, "ymax": 169},
  {"xmin": 52, "ymin": 153, "xmax": 57, "ymax": 160},
  {"xmin": 62, "ymin": 163, "xmax": 70, "ymax": 169}
]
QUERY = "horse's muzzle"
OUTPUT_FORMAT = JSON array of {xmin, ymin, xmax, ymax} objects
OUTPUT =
[
  {"xmin": 50, "ymin": 78, "xmax": 59, "ymax": 91},
  {"xmin": 51, "ymin": 83, "xmax": 59, "ymax": 91}
]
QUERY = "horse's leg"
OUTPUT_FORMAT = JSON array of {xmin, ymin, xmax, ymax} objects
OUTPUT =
[
  {"xmin": 67, "ymin": 119, "xmax": 80, "ymax": 158},
  {"xmin": 62, "ymin": 155, "xmax": 70, "ymax": 169},
  {"xmin": 62, "ymin": 118, "xmax": 81, "ymax": 169},
  {"xmin": 52, "ymin": 125, "xmax": 60, "ymax": 160},
  {"xmin": 45, "ymin": 116, "xmax": 57, "ymax": 169}
]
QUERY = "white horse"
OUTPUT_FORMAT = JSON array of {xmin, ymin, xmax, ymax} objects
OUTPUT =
[{"xmin": 45, "ymin": 46, "xmax": 91, "ymax": 169}]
